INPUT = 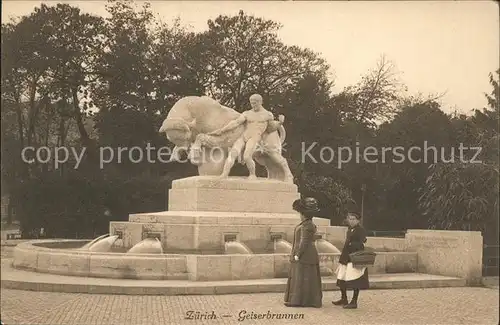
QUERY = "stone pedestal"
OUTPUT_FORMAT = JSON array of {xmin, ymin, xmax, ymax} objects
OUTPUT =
[
  {"xmin": 168, "ymin": 176, "xmax": 300, "ymax": 213},
  {"xmin": 110, "ymin": 211, "xmax": 347, "ymax": 255},
  {"xmin": 110, "ymin": 176, "xmax": 347, "ymax": 255},
  {"xmin": 105, "ymin": 176, "xmax": 351, "ymax": 280}
]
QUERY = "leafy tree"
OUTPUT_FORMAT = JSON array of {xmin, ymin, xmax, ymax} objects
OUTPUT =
[
  {"xmin": 193, "ymin": 10, "xmax": 331, "ymax": 110},
  {"xmin": 298, "ymin": 172, "xmax": 354, "ymax": 224},
  {"xmin": 275, "ymin": 73, "xmax": 340, "ymax": 174},
  {"xmin": 1, "ymin": 3, "xmax": 106, "ymax": 173},
  {"xmin": 92, "ymin": 1, "xmax": 202, "ymax": 176},
  {"xmin": 484, "ymin": 69, "xmax": 499, "ymax": 115},
  {"xmin": 419, "ymin": 159, "xmax": 498, "ymax": 231},
  {"xmin": 370, "ymin": 100, "xmax": 456, "ymax": 229},
  {"xmin": 418, "ymin": 69, "xmax": 499, "ymax": 237}
]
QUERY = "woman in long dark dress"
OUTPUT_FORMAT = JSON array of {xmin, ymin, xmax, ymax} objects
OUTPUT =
[
  {"xmin": 332, "ymin": 212, "xmax": 369, "ymax": 309},
  {"xmin": 283, "ymin": 197, "xmax": 323, "ymax": 308}
]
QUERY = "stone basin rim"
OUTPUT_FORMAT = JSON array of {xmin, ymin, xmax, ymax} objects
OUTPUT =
[
  {"xmin": 11, "ymin": 239, "xmax": 419, "ymax": 281},
  {"xmin": 14, "ymin": 239, "xmax": 412, "ymax": 257}
]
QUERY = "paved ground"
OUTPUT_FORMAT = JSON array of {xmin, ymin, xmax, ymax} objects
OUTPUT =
[
  {"xmin": 1, "ymin": 246, "xmax": 498, "ymax": 324},
  {"xmin": 1, "ymin": 286, "xmax": 498, "ymax": 325}
]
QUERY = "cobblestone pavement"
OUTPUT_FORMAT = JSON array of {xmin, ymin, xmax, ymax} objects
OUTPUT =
[{"xmin": 1, "ymin": 286, "xmax": 498, "ymax": 325}]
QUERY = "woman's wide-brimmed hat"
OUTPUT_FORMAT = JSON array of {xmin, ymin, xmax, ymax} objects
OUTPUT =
[{"xmin": 292, "ymin": 197, "xmax": 320, "ymax": 217}]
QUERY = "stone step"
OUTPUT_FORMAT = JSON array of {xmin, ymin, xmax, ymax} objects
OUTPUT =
[
  {"xmin": 128, "ymin": 211, "xmax": 331, "ymax": 226},
  {"xmin": 1, "ymin": 259, "xmax": 466, "ymax": 295}
]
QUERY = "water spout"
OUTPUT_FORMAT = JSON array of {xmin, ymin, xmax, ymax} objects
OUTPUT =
[
  {"xmin": 79, "ymin": 233, "xmax": 110, "ymax": 250},
  {"xmin": 315, "ymin": 238, "xmax": 341, "ymax": 254},
  {"xmin": 224, "ymin": 241, "xmax": 252, "ymax": 254},
  {"xmin": 273, "ymin": 239, "xmax": 292, "ymax": 254},
  {"xmin": 87, "ymin": 235, "xmax": 119, "ymax": 252},
  {"xmin": 113, "ymin": 238, "xmax": 124, "ymax": 250},
  {"xmin": 127, "ymin": 237, "xmax": 163, "ymax": 254}
]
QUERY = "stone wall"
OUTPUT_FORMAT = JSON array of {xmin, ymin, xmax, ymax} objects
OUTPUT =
[
  {"xmin": 366, "ymin": 237, "xmax": 406, "ymax": 251},
  {"xmin": 405, "ymin": 229, "xmax": 483, "ymax": 285}
]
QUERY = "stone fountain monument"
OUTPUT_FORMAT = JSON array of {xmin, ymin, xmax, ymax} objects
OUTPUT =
[
  {"xmin": 105, "ymin": 94, "xmax": 343, "ymax": 280},
  {"xmin": 7, "ymin": 95, "xmax": 481, "ymax": 293}
]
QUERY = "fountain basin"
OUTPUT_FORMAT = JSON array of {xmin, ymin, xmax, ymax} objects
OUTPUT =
[
  {"xmin": 12, "ymin": 239, "xmax": 418, "ymax": 281},
  {"xmin": 13, "ymin": 240, "xmax": 187, "ymax": 280}
]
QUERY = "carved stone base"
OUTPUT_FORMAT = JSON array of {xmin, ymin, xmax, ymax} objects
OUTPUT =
[
  {"xmin": 109, "ymin": 211, "xmax": 341, "ymax": 254},
  {"xmin": 167, "ymin": 176, "xmax": 300, "ymax": 213}
]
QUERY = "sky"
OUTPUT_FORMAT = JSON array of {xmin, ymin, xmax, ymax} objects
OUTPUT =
[{"xmin": 2, "ymin": 1, "xmax": 499, "ymax": 114}]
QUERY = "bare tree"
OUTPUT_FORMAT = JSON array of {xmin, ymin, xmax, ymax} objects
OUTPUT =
[{"xmin": 340, "ymin": 54, "xmax": 407, "ymax": 127}]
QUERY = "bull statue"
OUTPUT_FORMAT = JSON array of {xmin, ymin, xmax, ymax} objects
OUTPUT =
[{"xmin": 159, "ymin": 95, "xmax": 293, "ymax": 183}]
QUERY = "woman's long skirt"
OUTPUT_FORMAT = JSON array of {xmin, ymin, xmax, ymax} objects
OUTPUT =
[
  {"xmin": 284, "ymin": 262, "xmax": 323, "ymax": 307},
  {"xmin": 335, "ymin": 262, "xmax": 370, "ymax": 289}
]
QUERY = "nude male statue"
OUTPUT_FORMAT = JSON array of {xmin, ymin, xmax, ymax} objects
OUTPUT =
[{"xmin": 209, "ymin": 94, "xmax": 285, "ymax": 179}]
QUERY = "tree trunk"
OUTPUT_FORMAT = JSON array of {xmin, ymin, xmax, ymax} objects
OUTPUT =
[
  {"xmin": 72, "ymin": 87, "xmax": 90, "ymax": 144},
  {"xmin": 10, "ymin": 80, "xmax": 30, "ymax": 179},
  {"xmin": 26, "ymin": 76, "xmax": 39, "ymax": 147},
  {"xmin": 71, "ymin": 87, "xmax": 99, "ymax": 168}
]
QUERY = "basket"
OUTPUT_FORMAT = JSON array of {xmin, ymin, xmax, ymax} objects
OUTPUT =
[{"xmin": 349, "ymin": 250, "xmax": 376, "ymax": 267}]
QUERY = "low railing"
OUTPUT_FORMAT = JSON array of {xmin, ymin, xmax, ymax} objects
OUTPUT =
[
  {"xmin": 483, "ymin": 244, "xmax": 499, "ymax": 277},
  {"xmin": 366, "ymin": 230, "xmax": 406, "ymax": 238},
  {"xmin": 5, "ymin": 233, "xmax": 22, "ymax": 240}
]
